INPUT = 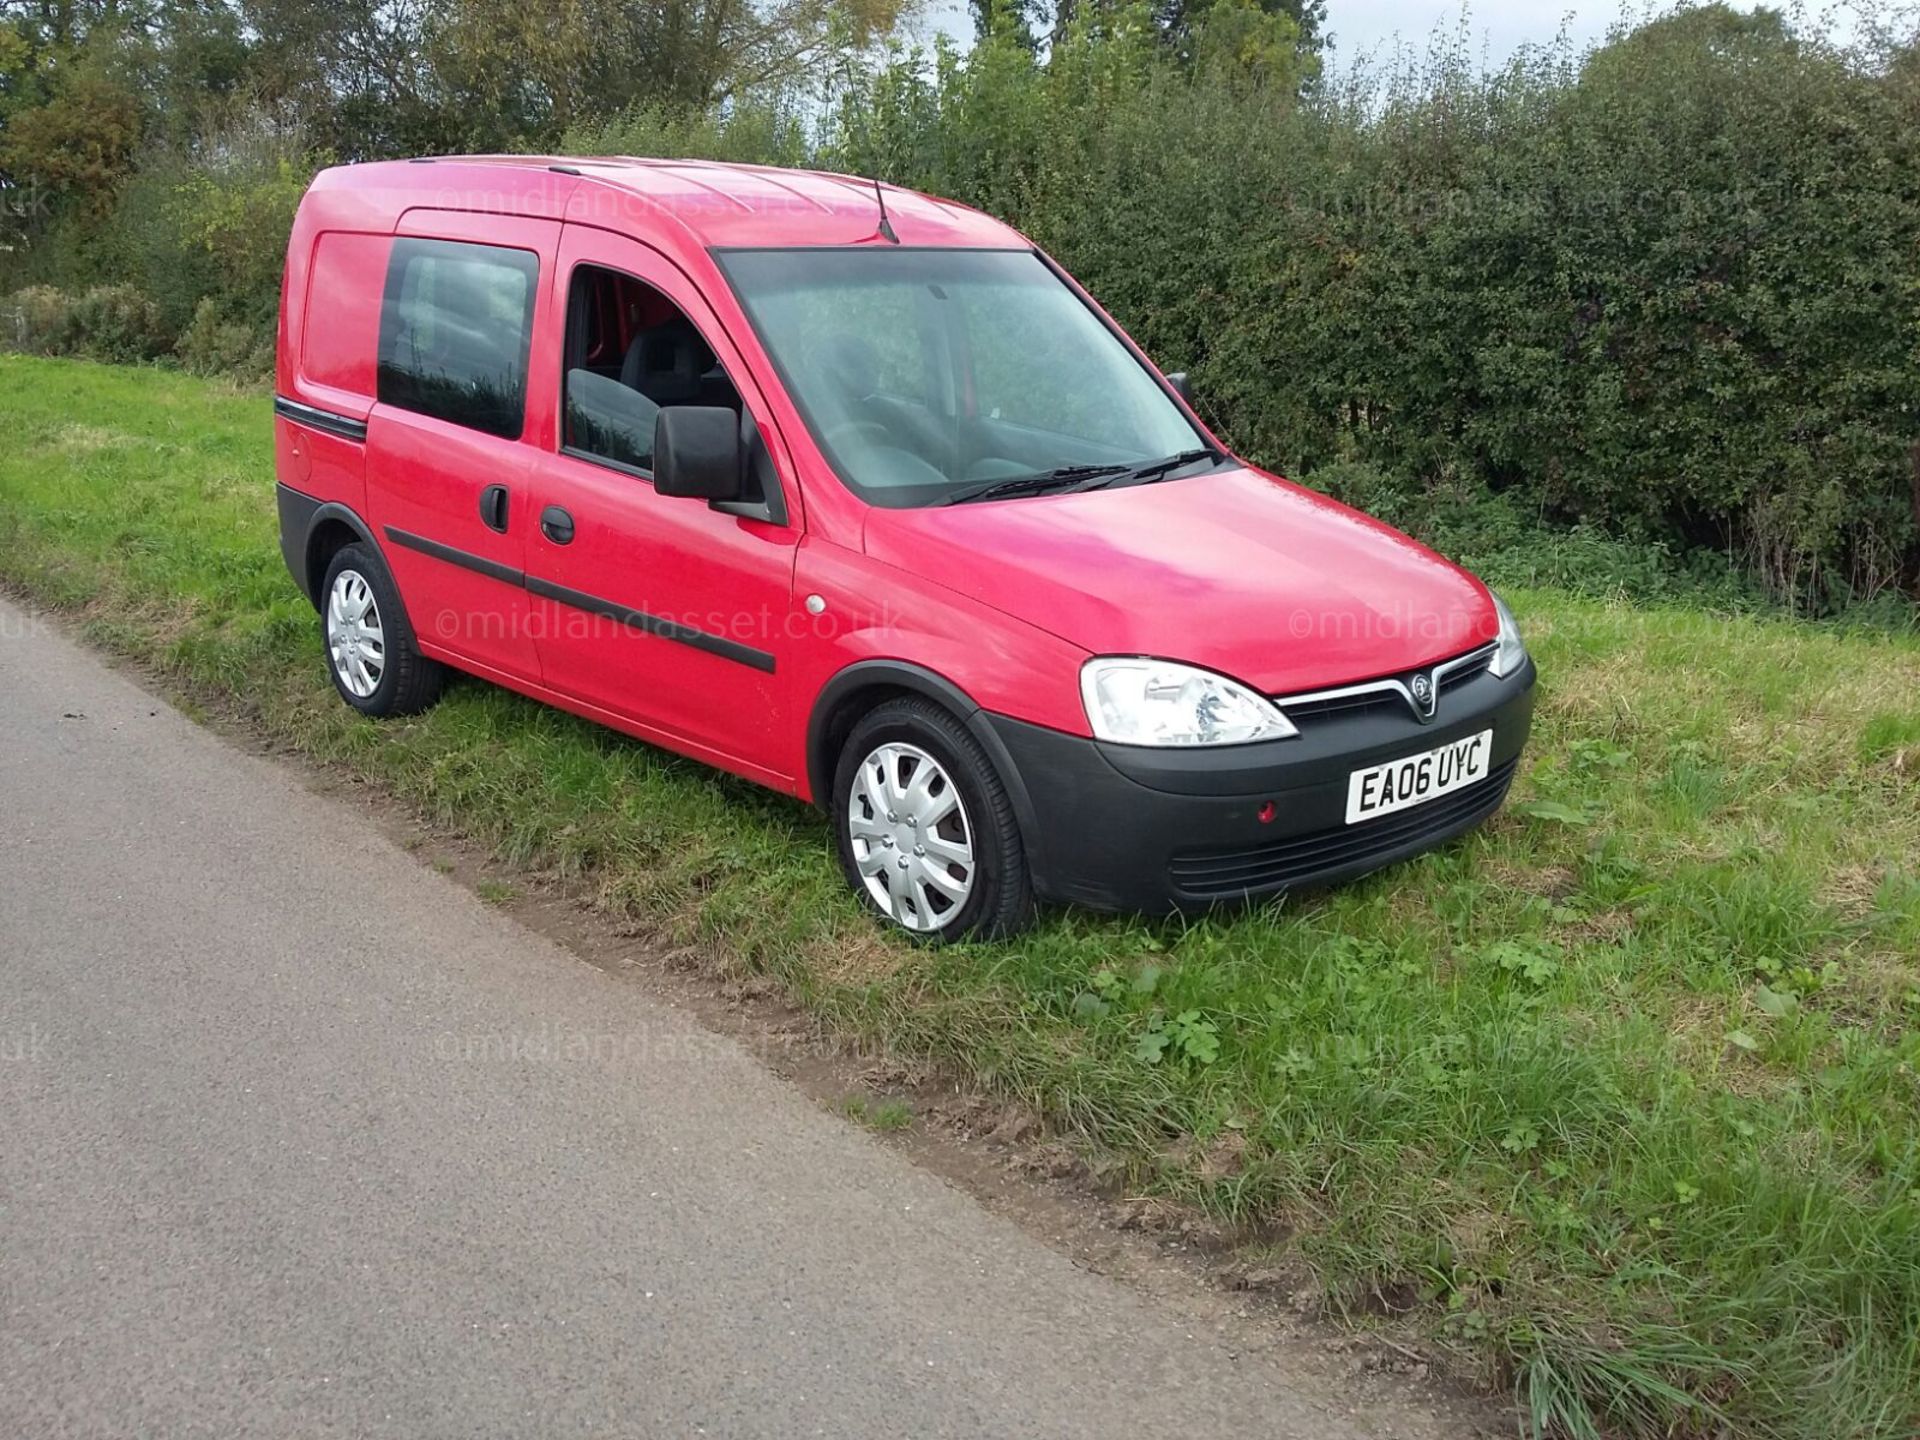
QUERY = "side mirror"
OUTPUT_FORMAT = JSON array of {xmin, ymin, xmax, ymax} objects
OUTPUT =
[
  {"xmin": 1166, "ymin": 371, "xmax": 1193, "ymax": 405},
  {"xmin": 653, "ymin": 406, "xmax": 743, "ymax": 502}
]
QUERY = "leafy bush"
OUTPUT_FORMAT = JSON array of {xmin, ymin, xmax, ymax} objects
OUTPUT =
[
  {"xmin": 163, "ymin": 151, "xmax": 314, "ymax": 335},
  {"xmin": 63, "ymin": 285, "xmax": 171, "ymax": 362},
  {"xmin": 0, "ymin": 285, "xmax": 76, "ymax": 353},
  {"xmin": 1300, "ymin": 462, "xmax": 1773, "ymax": 610},
  {"xmin": 1, "ymin": 284, "xmax": 169, "ymax": 361},
  {"xmin": 100, "ymin": 126, "xmax": 323, "ymax": 342},
  {"xmin": 175, "ymin": 297, "xmax": 274, "ymax": 379},
  {"xmin": 562, "ymin": 102, "xmax": 813, "ymax": 168}
]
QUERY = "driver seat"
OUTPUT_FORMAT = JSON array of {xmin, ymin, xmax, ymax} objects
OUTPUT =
[{"xmin": 621, "ymin": 318, "xmax": 713, "ymax": 405}]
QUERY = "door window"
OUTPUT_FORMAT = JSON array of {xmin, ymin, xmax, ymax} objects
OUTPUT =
[
  {"xmin": 377, "ymin": 237, "xmax": 539, "ymax": 440},
  {"xmin": 561, "ymin": 263, "xmax": 743, "ymax": 478}
]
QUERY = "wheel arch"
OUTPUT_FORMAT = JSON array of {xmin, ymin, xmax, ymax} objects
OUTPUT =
[
  {"xmin": 806, "ymin": 660, "xmax": 1050, "ymax": 891},
  {"xmin": 294, "ymin": 498, "xmax": 382, "ymax": 611}
]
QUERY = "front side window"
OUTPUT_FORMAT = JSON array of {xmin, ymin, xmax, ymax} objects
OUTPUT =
[
  {"xmin": 378, "ymin": 238, "xmax": 538, "ymax": 440},
  {"xmin": 561, "ymin": 263, "xmax": 743, "ymax": 477},
  {"xmin": 716, "ymin": 248, "xmax": 1208, "ymax": 508}
]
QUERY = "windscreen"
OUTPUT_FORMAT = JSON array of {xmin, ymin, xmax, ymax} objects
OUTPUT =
[{"xmin": 717, "ymin": 248, "xmax": 1205, "ymax": 508}]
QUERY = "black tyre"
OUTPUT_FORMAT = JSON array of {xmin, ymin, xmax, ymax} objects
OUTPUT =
[
  {"xmin": 320, "ymin": 542, "xmax": 445, "ymax": 717},
  {"xmin": 832, "ymin": 696, "xmax": 1033, "ymax": 940}
]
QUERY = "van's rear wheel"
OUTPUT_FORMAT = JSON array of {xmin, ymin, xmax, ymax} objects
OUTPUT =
[
  {"xmin": 321, "ymin": 543, "xmax": 444, "ymax": 717},
  {"xmin": 833, "ymin": 698, "xmax": 1033, "ymax": 941}
]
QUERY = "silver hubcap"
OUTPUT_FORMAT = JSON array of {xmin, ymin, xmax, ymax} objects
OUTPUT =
[
  {"xmin": 847, "ymin": 742, "xmax": 975, "ymax": 933},
  {"xmin": 326, "ymin": 569, "xmax": 386, "ymax": 699}
]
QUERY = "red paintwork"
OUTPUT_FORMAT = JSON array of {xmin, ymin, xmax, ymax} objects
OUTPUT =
[
  {"xmin": 367, "ymin": 209, "xmax": 561, "ymax": 684},
  {"xmin": 278, "ymin": 156, "xmax": 1500, "ymax": 803},
  {"xmin": 525, "ymin": 220, "xmax": 800, "ymax": 780},
  {"xmin": 863, "ymin": 467, "xmax": 1496, "ymax": 696},
  {"xmin": 301, "ymin": 231, "xmax": 387, "ymax": 400}
]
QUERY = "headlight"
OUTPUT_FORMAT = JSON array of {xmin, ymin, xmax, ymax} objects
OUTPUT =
[
  {"xmin": 1488, "ymin": 593, "xmax": 1528, "ymax": 678},
  {"xmin": 1081, "ymin": 658, "xmax": 1297, "ymax": 747}
]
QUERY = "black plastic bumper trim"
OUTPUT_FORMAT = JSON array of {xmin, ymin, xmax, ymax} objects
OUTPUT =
[
  {"xmin": 1168, "ymin": 758, "xmax": 1519, "ymax": 897},
  {"xmin": 274, "ymin": 396, "xmax": 368, "ymax": 443},
  {"xmin": 276, "ymin": 484, "xmax": 323, "ymax": 602},
  {"xmin": 381, "ymin": 526, "xmax": 776, "ymax": 674}
]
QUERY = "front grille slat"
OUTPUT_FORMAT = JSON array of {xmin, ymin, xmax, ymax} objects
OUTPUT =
[
  {"xmin": 1281, "ymin": 692, "xmax": 1396, "ymax": 722},
  {"xmin": 1273, "ymin": 643, "xmax": 1497, "ymax": 728},
  {"xmin": 1168, "ymin": 758, "xmax": 1517, "ymax": 898},
  {"xmin": 1440, "ymin": 653, "xmax": 1492, "ymax": 691}
]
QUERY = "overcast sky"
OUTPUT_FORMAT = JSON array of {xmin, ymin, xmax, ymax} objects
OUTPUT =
[
  {"xmin": 1325, "ymin": 1, "xmax": 1625, "ymax": 60},
  {"xmin": 1319, "ymin": 1, "xmax": 1830, "ymax": 62}
]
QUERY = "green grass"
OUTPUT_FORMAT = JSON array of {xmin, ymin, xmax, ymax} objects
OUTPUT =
[
  {"xmin": 4, "ymin": 355, "xmax": 1919, "ymax": 1438},
  {"xmin": 842, "ymin": 1096, "xmax": 916, "ymax": 1133}
]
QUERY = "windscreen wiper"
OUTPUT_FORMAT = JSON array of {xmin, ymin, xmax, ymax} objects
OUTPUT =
[
  {"xmin": 941, "ymin": 464, "xmax": 1131, "ymax": 506},
  {"xmin": 1110, "ymin": 448, "xmax": 1220, "ymax": 487}
]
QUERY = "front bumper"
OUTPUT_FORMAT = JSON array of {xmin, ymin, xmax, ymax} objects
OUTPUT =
[{"xmin": 986, "ymin": 658, "xmax": 1536, "ymax": 914}]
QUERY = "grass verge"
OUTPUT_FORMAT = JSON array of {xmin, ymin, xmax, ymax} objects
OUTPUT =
[{"xmin": 3, "ymin": 356, "xmax": 1919, "ymax": 1439}]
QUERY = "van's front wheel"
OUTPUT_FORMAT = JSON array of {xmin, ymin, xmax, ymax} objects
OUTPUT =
[
  {"xmin": 321, "ymin": 543, "xmax": 444, "ymax": 717},
  {"xmin": 832, "ymin": 698, "xmax": 1033, "ymax": 941}
]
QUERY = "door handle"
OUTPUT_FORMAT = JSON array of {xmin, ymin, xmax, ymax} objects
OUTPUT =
[
  {"xmin": 479, "ymin": 484, "xmax": 510, "ymax": 533},
  {"xmin": 540, "ymin": 505, "xmax": 575, "ymax": 545}
]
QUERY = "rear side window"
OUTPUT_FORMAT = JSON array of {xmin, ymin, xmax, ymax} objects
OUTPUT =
[{"xmin": 377, "ymin": 238, "xmax": 538, "ymax": 440}]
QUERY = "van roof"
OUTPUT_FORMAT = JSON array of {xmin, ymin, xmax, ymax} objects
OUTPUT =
[{"xmin": 311, "ymin": 156, "xmax": 1026, "ymax": 251}]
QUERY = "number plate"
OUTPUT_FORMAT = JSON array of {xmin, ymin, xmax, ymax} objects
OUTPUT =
[{"xmin": 1346, "ymin": 730, "xmax": 1493, "ymax": 825}]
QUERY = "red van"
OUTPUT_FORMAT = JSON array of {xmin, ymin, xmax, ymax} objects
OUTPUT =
[{"xmin": 274, "ymin": 156, "xmax": 1535, "ymax": 938}]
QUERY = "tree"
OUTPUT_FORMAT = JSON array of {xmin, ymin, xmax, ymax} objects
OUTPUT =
[
  {"xmin": 969, "ymin": 0, "xmax": 1045, "ymax": 49},
  {"xmin": 1186, "ymin": 0, "xmax": 1315, "ymax": 87},
  {"xmin": 1044, "ymin": 0, "xmax": 1321, "ymax": 55},
  {"xmin": 0, "ymin": 11, "xmax": 144, "ymax": 217},
  {"xmin": 427, "ymin": 0, "xmax": 909, "ymax": 148}
]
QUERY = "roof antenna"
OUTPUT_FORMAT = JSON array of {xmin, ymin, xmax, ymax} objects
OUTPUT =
[
  {"xmin": 837, "ymin": 55, "xmax": 899, "ymax": 244},
  {"xmin": 871, "ymin": 174, "xmax": 899, "ymax": 244}
]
